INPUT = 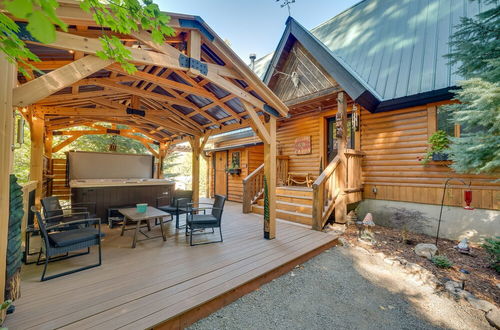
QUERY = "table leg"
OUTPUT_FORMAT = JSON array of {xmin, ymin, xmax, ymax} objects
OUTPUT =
[
  {"xmin": 159, "ymin": 217, "xmax": 166, "ymax": 241},
  {"xmin": 132, "ymin": 219, "xmax": 141, "ymax": 248},
  {"xmin": 120, "ymin": 216, "xmax": 127, "ymax": 236}
]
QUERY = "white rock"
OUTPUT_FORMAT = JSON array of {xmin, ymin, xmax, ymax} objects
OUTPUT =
[
  {"xmin": 414, "ymin": 243, "xmax": 438, "ymax": 260},
  {"xmin": 486, "ymin": 308, "xmax": 500, "ymax": 329},
  {"xmin": 468, "ymin": 298, "xmax": 495, "ymax": 312}
]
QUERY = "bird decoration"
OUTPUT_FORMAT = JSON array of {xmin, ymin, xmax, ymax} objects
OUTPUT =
[{"xmin": 455, "ymin": 238, "xmax": 471, "ymax": 255}]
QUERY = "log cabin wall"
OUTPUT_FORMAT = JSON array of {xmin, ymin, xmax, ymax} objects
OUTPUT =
[{"xmin": 360, "ymin": 103, "xmax": 499, "ymax": 210}]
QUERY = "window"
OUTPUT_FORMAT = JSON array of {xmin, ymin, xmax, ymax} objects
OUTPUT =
[{"xmin": 437, "ymin": 107, "xmax": 455, "ymax": 136}]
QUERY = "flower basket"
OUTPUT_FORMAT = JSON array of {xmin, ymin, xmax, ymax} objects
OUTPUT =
[
  {"xmin": 226, "ymin": 168, "xmax": 241, "ymax": 175},
  {"xmin": 431, "ymin": 152, "xmax": 448, "ymax": 161}
]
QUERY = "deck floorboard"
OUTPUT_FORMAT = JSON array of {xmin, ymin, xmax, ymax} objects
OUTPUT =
[{"xmin": 5, "ymin": 201, "xmax": 338, "ymax": 330}]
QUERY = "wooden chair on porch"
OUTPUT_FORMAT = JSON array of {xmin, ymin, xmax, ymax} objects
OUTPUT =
[
  {"xmin": 32, "ymin": 206, "xmax": 104, "ymax": 281},
  {"xmin": 185, "ymin": 195, "xmax": 226, "ymax": 246}
]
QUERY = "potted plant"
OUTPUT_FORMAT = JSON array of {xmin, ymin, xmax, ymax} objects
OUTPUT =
[
  {"xmin": 423, "ymin": 130, "xmax": 450, "ymax": 163},
  {"xmin": 226, "ymin": 162, "xmax": 241, "ymax": 175}
]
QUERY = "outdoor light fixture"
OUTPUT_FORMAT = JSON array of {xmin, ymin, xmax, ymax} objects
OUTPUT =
[
  {"xmin": 459, "ymin": 268, "xmax": 470, "ymax": 290},
  {"xmin": 435, "ymin": 178, "xmax": 474, "ymax": 246}
]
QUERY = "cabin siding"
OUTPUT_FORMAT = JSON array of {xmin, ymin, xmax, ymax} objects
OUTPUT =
[{"xmin": 360, "ymin": 105, "xmax": 499, "ymax": 210}]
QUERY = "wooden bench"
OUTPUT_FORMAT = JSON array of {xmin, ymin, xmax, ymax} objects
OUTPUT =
[{"xmin": 287, "ymin": 172, "xmax": 314, "ymax": 187}]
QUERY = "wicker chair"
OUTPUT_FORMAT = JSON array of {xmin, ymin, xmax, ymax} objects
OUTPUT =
[
  {"xmin": 185, "ymin": 195, "xmax": 226, "ymax": 246},
  {"xmin": 32, "ymin": 206, "xmax": 104, "ymax": 281},
  {"xmin": 156, "ymin": 190, "xmax": 193, "ymax": 228}
]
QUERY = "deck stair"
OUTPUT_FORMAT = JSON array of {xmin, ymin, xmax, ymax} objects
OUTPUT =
[{"xmin": 251, "ymin": 186, "xmax": 313, "ymax": 226}]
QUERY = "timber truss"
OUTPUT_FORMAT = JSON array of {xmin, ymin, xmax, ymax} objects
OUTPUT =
[{"xmin": 12, "ymin": 3, "xmax": 288, "ymax": 153}]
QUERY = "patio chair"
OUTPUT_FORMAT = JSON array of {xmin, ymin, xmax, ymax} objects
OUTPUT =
[
  {"xmin": 32, "ymin": 206, "xmax": 104, "ymax": 281},
  {"xmin": 185, "ymin": 195, "xmax": 226, "ymax": 246},
  {"xmin": 41, "ymin": 196, "xmax": 96, "ymax": 226},
  {"xmin": 156, "ymin": 190, "xmax": 193, "ymax": 228}
]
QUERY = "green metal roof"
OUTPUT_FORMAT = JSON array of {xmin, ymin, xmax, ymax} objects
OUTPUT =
[{"xmin": 258, "ymin": 0, "xmax": 493, "ymax": 111}]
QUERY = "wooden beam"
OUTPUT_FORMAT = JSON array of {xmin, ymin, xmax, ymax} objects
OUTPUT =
[
  {"xmin": 0, "ymin": 56, "xmax": 16, "ymax": 301},
  {"xmin": 13, "ymin": 56, "xmax": 113, "ymax": 107},
  {"xmin": 334, "ymin": 92, "xmax": 347, "ymax": 224},
  {"xmin": 263, "ymin": 116, "xmax": 277, "ymax": 239},
  {"xmin": 29, "ymin": 115, "xmax": 45, "ymax": 202},
  {"xmin": 189, "ymin": 137, "xmax": 201, "ymax": 205},
  {"xmin": 187, "ymin": 30, "xmax": 201, "ymax": 77},
  {"xmin": 242, "ymin": 101, "xmax": 270, "ymax": 144}
]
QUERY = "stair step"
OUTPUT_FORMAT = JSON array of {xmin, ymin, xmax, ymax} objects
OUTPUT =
[
  {"xmin": 251, "ymin": 205, "xmax": 312, "ymax": 226},
  {"xmin": 256, "ymin": 199, "xmax": 312, "ymax": 215},
  {"xmin": 276, "ymin": 194, "xmax": 313, "ymax": 205},
  {"xmin": 276, "ymin": 187, "xmax": 313, "ymax": 197}
]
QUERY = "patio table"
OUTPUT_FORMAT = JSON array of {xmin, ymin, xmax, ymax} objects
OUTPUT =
[{"xmin": 119, "ymin": 206, "xmax": 168, "ymax": 248}]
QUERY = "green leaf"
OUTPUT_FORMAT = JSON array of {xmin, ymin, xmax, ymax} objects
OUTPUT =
[
  {"xmin": 5, "ymin": 0, "xmax": 33, "ymax": 19},
  {"xmin": 26, "ymin": 10, "xmax": 55, "ymax": 43}
]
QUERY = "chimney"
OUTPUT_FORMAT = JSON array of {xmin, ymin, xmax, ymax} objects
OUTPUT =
[{"xmin": 249, "ymin": 53, "xmax": 257, "ymax": 71}]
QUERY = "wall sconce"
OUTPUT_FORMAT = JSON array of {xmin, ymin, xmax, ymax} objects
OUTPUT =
[{"xmin": 435, "ymin": 178, "xmax": 473, "ymax": 246}]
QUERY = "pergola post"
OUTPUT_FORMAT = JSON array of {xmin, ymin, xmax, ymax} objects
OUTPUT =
[
  {"xmin": 0, "ymin": 56, "xmax": 16, "ymax": 301},
  {"xmin": 190, "ymin": 137, "xmax": 201, "ymax": 205},
  {"xmin": 263, "ymin": 116, "xmax": 277, "ymax": 239},
  {"xmin": 30, "ymin": 114, "xmax": 45, "ymax": 203},
  {"xmin": 334, "ymin": 92, "xmax": 348, "ymax": 223}
]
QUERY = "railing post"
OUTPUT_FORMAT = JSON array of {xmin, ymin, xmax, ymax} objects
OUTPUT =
[
  {"xmin": 242, "ymin": 179, "xmax": 251, "ymax": 213},
  {"xmin": 312, "ymin": 183, "xmax": 324, "ymax": 231}
]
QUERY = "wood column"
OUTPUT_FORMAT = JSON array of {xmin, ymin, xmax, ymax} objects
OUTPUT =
[
  {"xmin": 191, "ymin": 137, "xmax": 200, "ymax": 205},
  {"xmin": 0, "ymin": 56, "xmax": 16, "ymax": 301},
  {"xmin": 335, "ymin": 92, "xmax": 347, "ymax": 223},
  {"xmin": 263, "ymin": 116, "xmax": 277, "ymax": 239},
  {"xmin": 30, "ymin": 114, "xmax": 45, "ymax": 203}
]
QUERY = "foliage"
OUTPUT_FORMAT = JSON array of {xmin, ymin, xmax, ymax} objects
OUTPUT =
[
  {"xmin": 443, "ymin": 0, "xmax": 500, "ymax": 174},
  {"xmin": 481, "ymin": 236, "xmax": 500, "ymax": 273},
  {"xmin": 1, "ymin": 0, "xmax": 175, "ymax": 77},
  {"xmin": 0, "ymin": 299, "xmax": 12, "ymax": 325},
  {"xmin": 422, "ymin": 130, "xmax": 450, "ymax": 164},
  {"xmin": 431, "ymin": 255, "xmax": 453, "ymax": 268},
  {"xmin": 263, "ymin": 175, "xmax": 269, "ymax": 222}
]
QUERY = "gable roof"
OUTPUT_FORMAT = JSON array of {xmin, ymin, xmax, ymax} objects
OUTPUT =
[{"xmin": 262, "ymin": 0, "xmax": 491, "ymax": 112}]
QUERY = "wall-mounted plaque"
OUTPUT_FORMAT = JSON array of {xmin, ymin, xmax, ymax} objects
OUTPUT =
[{"xmin": 294, "ymin": 136, "xmax": 311, "ymax": 155}]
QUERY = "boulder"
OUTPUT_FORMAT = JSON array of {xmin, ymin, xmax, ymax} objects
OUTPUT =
[
  {"xmin": 486, "ymin": 308, "xmax": 500, "ymax": 329},
  {"xmin": 467, "ymin": 297, "xmax": 495, "ymax": 312},
  {"xmin": 414, "ymin": 243, "xmax": 438, "ymax": 260}
]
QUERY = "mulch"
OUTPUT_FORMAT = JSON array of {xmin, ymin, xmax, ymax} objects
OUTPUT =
[{"xmin": 343, "ymin": 225, "xmax": 500, "ymax": 307}]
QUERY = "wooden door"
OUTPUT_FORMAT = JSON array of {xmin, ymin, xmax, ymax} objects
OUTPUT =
[
  {"xmin": 326, "ymin": 115, "xmax": 355, "ymax": 162},
  {"xmin": 214, "ymin": 151, "xmax": 227, "ymax": 196}
]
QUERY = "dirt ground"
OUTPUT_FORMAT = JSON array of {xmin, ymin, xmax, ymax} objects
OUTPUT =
[
  {"xmin": 342, "ymin": 225, "xmax": 499, "ymax": 307},
  {"xmin": 189, "ymin": 244, "xmax": 492, "ymax": 330}
]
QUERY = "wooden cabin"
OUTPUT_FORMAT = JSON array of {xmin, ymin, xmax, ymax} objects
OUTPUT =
[{"xmin": 207, "ymin": 0, "xmax": 499, "ymax": 240}]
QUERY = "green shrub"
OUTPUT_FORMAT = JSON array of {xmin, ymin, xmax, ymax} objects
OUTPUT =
[
  {"xmin": 431, "ymin": 255, "xmax": 453, "ymax": 268},
  {"xmin": 422, "ymin": 130, "xmax": 450, "ymax": 164},
  {"xmin": 482, "ymin": 236, "xmax": 500, "ymax": 273}
]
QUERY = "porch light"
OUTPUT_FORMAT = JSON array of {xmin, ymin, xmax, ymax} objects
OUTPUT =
[
  {"xmin": 21, "ymin": 107, "xmax": 27, "ymax": 113},
  {"xmin": 435, "ymin": 178, "xmax": 474, "ymax": 246}
]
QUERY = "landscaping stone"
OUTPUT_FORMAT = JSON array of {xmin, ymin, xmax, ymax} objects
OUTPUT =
[
  {"xmin": 486, "ymin": 308, "xmax": 500, "ymax": 329},
  {"xmin": 414, "ymin": 243, "xmax": 438, "ymax": 260},
  {"xmin": 467, "ymin": 298, "xmax": 495, "ymax": 312}
]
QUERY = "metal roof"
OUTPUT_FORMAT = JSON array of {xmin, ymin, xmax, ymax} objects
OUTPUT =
[{"xmin": 259, "ymin": 0, "xmax": 493, "ymax": 111}]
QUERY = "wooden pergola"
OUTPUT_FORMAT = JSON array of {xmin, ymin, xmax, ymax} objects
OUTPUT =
[{"xmin": 0, "ymin": 1, "xmax": 287, "ymax": 299}]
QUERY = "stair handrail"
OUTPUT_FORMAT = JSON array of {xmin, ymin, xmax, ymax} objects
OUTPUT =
[
  {"xmin": 312, "ymin": 156, "xmax": 340, "ymax": 230},
  {"xmin": 242, "ymin": 163, "xmax": 265, "ymax": 213}
]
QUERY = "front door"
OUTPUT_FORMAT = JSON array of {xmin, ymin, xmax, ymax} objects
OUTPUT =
[
  {"xmin": 214, "ymin": 151, "xmax": 228, "ymax": 196},
  {"xmin": 327, "ymin": 115, "xmax": 355, "ymax": 163}
]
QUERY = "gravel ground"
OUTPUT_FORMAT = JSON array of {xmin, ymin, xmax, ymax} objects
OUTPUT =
[{"xmin": 189, "ymin": 244, "xmax": 492, "ymax": 330}]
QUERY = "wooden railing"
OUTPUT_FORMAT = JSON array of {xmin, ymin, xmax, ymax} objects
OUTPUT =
[
  {"xmin": 242, "ymin": 163, "xmax": 264, "ymax": 213},
  {"xmin": 345, "ymin": 149, "xmax": 364, "ymax": 192},
  {"xmin": 312, "ymin": 156, "xmax": 340, "ymax": 230}
]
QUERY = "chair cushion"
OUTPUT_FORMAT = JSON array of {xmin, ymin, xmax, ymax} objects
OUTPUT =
[
  {"xmin": 157, "ymin": 205, "xmax": 187, "ymax": 215},
  {"xmin": 48, "ymin": 228, "xmax": 104, "ymax": 247},
  {"xmin": 188, "ymin": 214, "xmax": 218, "ymax": 225}
]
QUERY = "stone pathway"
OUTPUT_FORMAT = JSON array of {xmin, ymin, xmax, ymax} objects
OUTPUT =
[{"xmin": 189, "ymin": 244, "xmax": 493, "ymax": 330}]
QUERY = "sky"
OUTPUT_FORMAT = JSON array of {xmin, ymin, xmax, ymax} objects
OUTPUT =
[{"xmin": 157, "ymin": 0, "xmax": 360, "ymax": 63}]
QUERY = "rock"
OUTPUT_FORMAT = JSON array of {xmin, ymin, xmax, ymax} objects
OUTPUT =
[
  {"xmin": 467, "ymin": 298, "xmax": 495, "ymax": 312},
  {"xmin": 486, "ymin": 308, "xmax": 500, "ymax": 329},
  {"xmin": 414, "ymin": 243, "xmax": 438, "ymax": 260},
  {"xmin": 338, "ymin": 237, "xmax": 349, "ymax": 247}
]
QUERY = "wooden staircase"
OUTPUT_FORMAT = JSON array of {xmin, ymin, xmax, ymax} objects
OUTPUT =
[{"xmin": 251, "ymin": 186, "xmax": 313, "ymax": 226}]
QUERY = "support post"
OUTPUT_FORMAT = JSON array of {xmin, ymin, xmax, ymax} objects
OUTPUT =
[
  {"xmin": 190, "ymin": 137, "xmax": 200, "ymax": 205},
  {"xmin": 335, "ymin": 92, "xmax": 347, "ymax": 223},
  {"xmin": 0, "ymin": 56, "xmax": 16, "ymax": 301},
  {"xmin": 263, "ymin": 116, "xmax": 277, "ymax": 239},
  {"xmin": 30, "ymin": 114, "xmax": 45, "ymax": 203}
]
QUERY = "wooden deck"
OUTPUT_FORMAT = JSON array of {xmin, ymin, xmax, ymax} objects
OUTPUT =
[{"xmin": 5, "ymin": 200, "xmax": 338, "ymax": 329}]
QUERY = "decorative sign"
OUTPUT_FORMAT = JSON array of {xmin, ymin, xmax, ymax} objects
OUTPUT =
[{"xmin": 294, "ymin": 136, "xmax": 311, "ymax": 155}]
